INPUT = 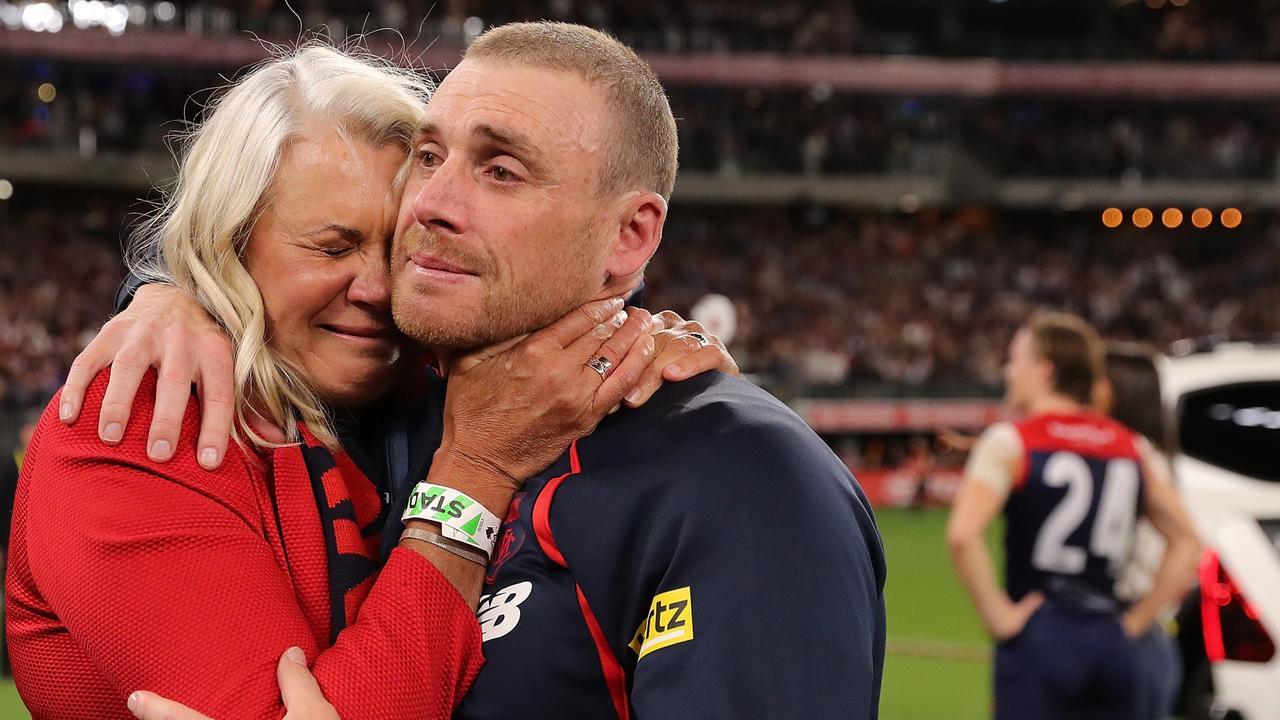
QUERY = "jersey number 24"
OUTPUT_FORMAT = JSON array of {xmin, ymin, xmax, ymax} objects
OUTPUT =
[{"xmin": 1031, "ymin": 451, "xmax": 1141, "ymax": 575}]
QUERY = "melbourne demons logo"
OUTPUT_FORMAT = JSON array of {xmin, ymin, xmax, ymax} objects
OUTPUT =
[{"xmin": 485, "ymin": 492, "xmax": 527, "ymax": 585}]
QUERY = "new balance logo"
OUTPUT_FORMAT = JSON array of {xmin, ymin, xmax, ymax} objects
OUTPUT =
[{"xmin": 477, "ymin": 581, "xmax": 533, "ymax": 642}]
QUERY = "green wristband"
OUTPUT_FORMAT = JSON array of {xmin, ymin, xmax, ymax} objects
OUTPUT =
[{"xmin": 402, "ymin": 482, "xmax": 502, "ymax": 558}]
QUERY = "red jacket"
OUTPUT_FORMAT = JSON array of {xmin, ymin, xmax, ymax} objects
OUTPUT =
[{"xmin": 6, "ymin": 371, "xmax": 484, "ymax": 719}]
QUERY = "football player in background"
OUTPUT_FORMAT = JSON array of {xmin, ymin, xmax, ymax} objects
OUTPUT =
[{"xmin": 947, "ymin": 312, "xmax": 1198, "ymax": 719}]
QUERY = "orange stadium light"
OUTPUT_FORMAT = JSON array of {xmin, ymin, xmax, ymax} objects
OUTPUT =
[
  {"xmin": 1222, "ymin": 208, "xmax": 1243, "ymax": 229},
  {"xmin": 1101, "ymin": 208, "xmax": 1124, "ymax": 228},
  {"xmin": 1191, "ymin": 208, "xmax": 1213, "ymax": 228},
  {"xmin": 1132, "ymin": 208, "xmax": 1154, "ymax": 228},
  {"xmin": 1162, "ymin": 208, "xmax": 1183, "ymax": 228}
]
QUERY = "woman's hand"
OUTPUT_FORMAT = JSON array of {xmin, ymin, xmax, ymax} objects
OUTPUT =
[
  {"xmin": 60, "ymin": 283, "xmax": 236, "ymax": 469},
  {"xmin": 127, "ymin": 648, "xmax": 337, "ymax": 720},
  {"xmin": 622, "ymin": 309, "xmax": 738, "ymax": 408},
  {"xmin": 437, "ymin": 297, "xmax": 658, "ymax": 499}
]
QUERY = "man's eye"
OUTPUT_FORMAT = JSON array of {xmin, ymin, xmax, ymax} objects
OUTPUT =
[
  {"xmin": 491, "ymin": 166, "xmax": 515, "ymax": 182},
  {"xmin": 418, "ymin": 150, "xmax": 440, "ymax": 168},
  {"xmin": 319, "ymin": 246, "xmax": 352, "ymax": 257}
]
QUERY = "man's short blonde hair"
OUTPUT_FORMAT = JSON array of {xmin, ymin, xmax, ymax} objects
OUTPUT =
[{"xmin": 465, "ymin": 21, "xmax": 679, "ymax": 201}]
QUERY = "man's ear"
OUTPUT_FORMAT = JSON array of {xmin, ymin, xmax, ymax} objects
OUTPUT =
[{"xmin": 604, "ymin": 191, "xmax": 667, "ymax": 283}]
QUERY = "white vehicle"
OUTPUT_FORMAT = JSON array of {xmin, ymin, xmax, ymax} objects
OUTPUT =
[{"xmin": 1159, "ymin": 340, "xmax": 1280, "ymax": 720}]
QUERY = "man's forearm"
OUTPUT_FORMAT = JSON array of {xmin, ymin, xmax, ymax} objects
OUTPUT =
[{"xmin": 396, "ymin": 450, "xmax": 516, "ymax": 608}]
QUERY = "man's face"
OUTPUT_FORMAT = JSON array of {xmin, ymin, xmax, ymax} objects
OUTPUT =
[
  {"xmin": 1003, "ymin": 328, "xmax": 1049, "ymax": 413},
  {"xmin": 390, "ymin": 59, "xmax": 618, "ymax": 350}
]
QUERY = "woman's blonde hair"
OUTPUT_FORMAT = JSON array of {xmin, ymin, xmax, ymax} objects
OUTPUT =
[{"xmin": 128, "ymin": 42, "xmax": 432, "ymax": 449}]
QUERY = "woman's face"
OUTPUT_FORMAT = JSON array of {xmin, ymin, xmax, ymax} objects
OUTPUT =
[{"xmin": 243, "ymin": 128, "xmax": 408, "ymax": 407}]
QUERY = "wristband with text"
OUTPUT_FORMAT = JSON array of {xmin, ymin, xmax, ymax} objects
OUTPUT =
[{"xmin": 401, "ymin": 482, "xmax": 502, "ymax": 558}]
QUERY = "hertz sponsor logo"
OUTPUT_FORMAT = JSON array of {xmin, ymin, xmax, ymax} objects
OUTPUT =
[{"xmin": 629, "ymin": 586, "xmax": 693, "ymax": 660}]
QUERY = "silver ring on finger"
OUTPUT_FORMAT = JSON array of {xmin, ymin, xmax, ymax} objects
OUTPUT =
[
  {"xmin": 687, "ymin": 332, "xmax": 710, "ymax": 348},
  {"xmin": 586, "ymin": 355, "xmax": 613, "ymax": 379}
]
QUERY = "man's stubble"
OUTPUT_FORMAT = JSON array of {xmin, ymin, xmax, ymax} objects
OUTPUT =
[{"xmin": 390, "ymin": 218, "xmax": 608, "ymax": 353}]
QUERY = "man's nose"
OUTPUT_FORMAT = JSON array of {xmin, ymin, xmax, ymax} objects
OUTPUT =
[{"xmin": 409, "ymin": 157, "xmax": 468, "ymax": 237}]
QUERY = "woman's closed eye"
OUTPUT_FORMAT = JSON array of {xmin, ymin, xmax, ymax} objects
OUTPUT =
[{"xmin": 314, "ymin": 244, "xmax": 355, "ymax": 258}]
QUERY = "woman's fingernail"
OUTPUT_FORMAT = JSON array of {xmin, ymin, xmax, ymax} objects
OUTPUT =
[
  {"xmin": 102, "ymin": 423, "xmax": 123, "ymax": 443},
  {"xmin": 59, "ymin": 402, "xmax": 74, "ymax": 421},
  {"xmin": 285, "ymin": 646, "xmax": 307, "ymax": 665},
  {"xmin": 611, "ymin": 311, "xmax": 628, "ymax": 327},
  {"xmin": 625, "ymin": 388, "xmax": 643, "ymax": 405},
  {"xmin": 127, "ymin": 692, "xmax": 141, "ymax": 714},
  {"xmin": 199, "ymin": 447, "xmax": 218, "ymax": 468},
  {"xmin": 149, "ymin": 440, "xmax": 172, "ymax": 461}
]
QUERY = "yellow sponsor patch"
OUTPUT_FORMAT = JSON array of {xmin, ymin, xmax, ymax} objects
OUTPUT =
[{"xmin": 629, "ymin": 586, "xmax": 693, "ymax": 660}]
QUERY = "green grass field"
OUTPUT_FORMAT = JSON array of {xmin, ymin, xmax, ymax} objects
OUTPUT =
[
  {"xmin": 1, "ymin": 679, "xmax": 25, "ymax": 719},
  {"xmin": 0, "ymin": 508, "xmax": 994, "ymax": 719},
  {"xmin": 877, "ymin": 507, "xmax": 1001, "ymax": 720}
]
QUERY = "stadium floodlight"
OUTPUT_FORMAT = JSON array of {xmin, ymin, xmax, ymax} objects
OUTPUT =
[
  {"xmin": 71, "ymin": 0, "xmax": 103, "ymax": 29},
  {"xmin": 69, "ymin": 0, "xmax": 126, "ymax": 34},
  {"xmin": 105, "ymin": 2, "xmax": 127, "ymax": 34},
  {"xmin": 20, "ymin": 2, "xmax": 62, "ymax": 32},
  {"xmin": 0, "ymin": 2, "xmax": 21, "ymax": 29}
]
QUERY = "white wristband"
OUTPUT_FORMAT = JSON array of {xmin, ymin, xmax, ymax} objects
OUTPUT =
[{"xmin": 401, "ymin": 482, "xmax": 502, "ymax": 558}]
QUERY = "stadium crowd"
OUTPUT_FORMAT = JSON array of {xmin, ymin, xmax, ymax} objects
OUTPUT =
[
  {"xmin": 645, "ymin": 205, "xmax": 1280, "ymax": 395},
  {"xmin": 7, "ymin": 59, "xmax": 1279, "ymax": 181},
  {"xmin": 32, "ymin": 0, "xmax": 1280, "ymax": 61},
  {"xmin": 2, "ymin": 199, "xmax": 1275, "ymax": 412},
  {"xmin": 0, "ymin": 199, "xmax": 123, "ymax": 411}
]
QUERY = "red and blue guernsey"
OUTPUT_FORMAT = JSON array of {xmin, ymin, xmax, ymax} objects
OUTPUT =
[
  {"xmin": 1005, "ymin": 412, "xmax": 1146, "ymax": 612},
  {"xmin": 452, "ymin": 372, "xmax": 887, "ymax": 720}
]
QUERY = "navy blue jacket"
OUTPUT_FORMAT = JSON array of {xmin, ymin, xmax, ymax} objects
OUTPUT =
[{"xmin": 455, "ymin": 372, "xmax": 886, "ymax": 720}]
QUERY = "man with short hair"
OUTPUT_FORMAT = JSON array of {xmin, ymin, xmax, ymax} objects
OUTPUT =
[
  {"xmin": 390, "ymin": 22, "xmax": 884, "ymax": 719},
  {"xmin": 946, "ymin": 312, "xmax": 1198, "ymax": 720},
  {"xmin": 99, "ymin": 21, "xmax": 885, "ymax": 719}
]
